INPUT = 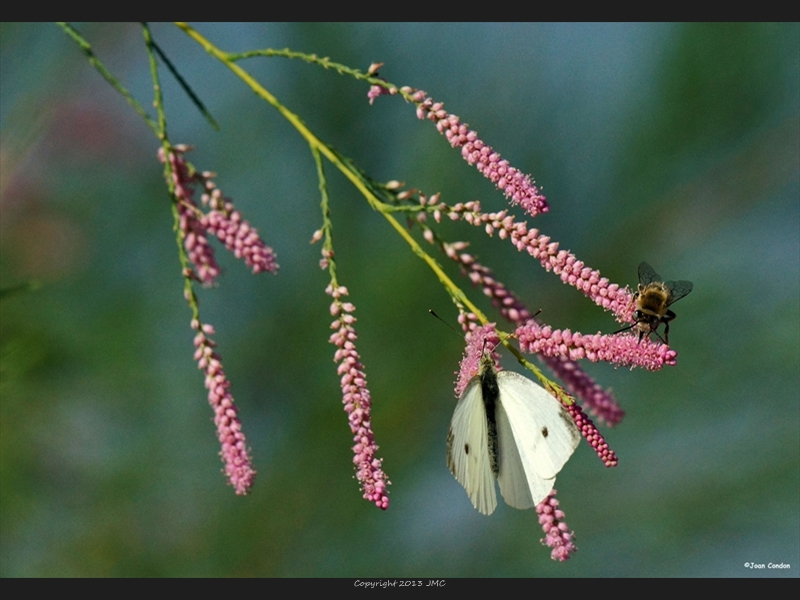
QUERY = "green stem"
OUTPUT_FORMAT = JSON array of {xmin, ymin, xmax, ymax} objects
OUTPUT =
[
  {"xmin": 141, "ymin": 23, "xmax": 201, "ymax": 323},
  {"xmin": 176, "ymin": 22, "xmax": 484, "ymax": 320},
  {"xmin": 57, "ymin": 22, "xmax": 159, "ymax": 136},
  {"xmin": 175, "ymin": 23, "xmax": 563, "ymax": 392}
]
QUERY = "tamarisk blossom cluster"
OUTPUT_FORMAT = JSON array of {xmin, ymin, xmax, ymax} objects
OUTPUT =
[
  {"xmin": 327, "ymin": 284, "xmax": 390, "ymax": 510},
  {"xmin": 537, "ymin": 491, "xmax": 577, "ymax": 562},
  {"xmin": 192, "ymin": 320, "xmax": 256, "ymax": 495},
  {"xmin": 366, "ymin": 72, "xmax": 679, "ymax": 559},
  {"xmin": 562, "ymin": 396, "xmax": 618, "ymax": 468},
  {"xmin": 159, "ymin": 144, "xmax": 279, "ymax": 496},
  {"xmin": 544, "ymin": 356, "xmax": 625, "ymax": 427},
  {"xmin": 407, "ymin": 89, "xmax": 548, "ymax": 218},
  {"xmin": 200, "ymin": 180, "xmax": 279, "ymax": 276},
  {"xmin": 444, "ymin": 200, "xmax": 635, "ymax": 323},
  {"xmin": 419, "ymin": 196, "xmax": 676, "ymax": 373},
  {"xmin": 370, "ymin": 83, "xmax": 547, "ymax": 216},
  {"xmin": 437, "ymin": 237, "xmax": 624, "ymax": 426},
  {"xmin": 159, "ymin": 145, "xmax": 279, "ymax": 285},
  {"xmin": 411, "ymin": 190, "xmax": 626, "ymax": 424},
  {"xmin": 462, "ymin": 322, "xmax": 618, "ymax": 471},
  {"xmin": 161, "ymin": 145, "xmax": 220, "ymax": 285},
  {"xmin": 517, "ymin": 322, "xmax": 677, "ymax": 371}
]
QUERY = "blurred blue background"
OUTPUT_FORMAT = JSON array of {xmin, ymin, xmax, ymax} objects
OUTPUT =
[{"xmin": 1, "ymin": 23, "xmax": 798, "ymax": 577}]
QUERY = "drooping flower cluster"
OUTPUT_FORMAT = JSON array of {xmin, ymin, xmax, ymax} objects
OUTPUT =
[
  {"xmin": 457, "ymin": 323, "xmax": 619, "ymax": 471},
  {"xmin": 192, "ymin": 320, "xmax": 256, "ymax": 495},
  {"xmin": 537, "ymin": 491, "xmax": 577, "ymax": 562},
  {"xmin": 159, "ymin": 145, "xmax": 279, "ymax": 286},
  {"xmin": 200, "ymin": 182, "xmax": 279, "ymax": 276},
  {"xmin": 327, "ymin": 284, "xmax": 390, "ymax": 510},
  {"xmin": 442, "ymin": 200, "xmax": 634, "ymax": 323},
  {"xmin": 436, "ymin": 236, "xmax": 625, "ymax": 426},
  {"xmin": 362, "ymin": 65, "xmax": 683, "ymax": 560},
  {"xmin": 159, "ymin": 144, "xmax": 280, "ymax": 496},
  {"xmin": 544, "ymin": 355, "xmax": 625, "ymax": 427},
  {"xmin": 562, "ymin": 399, "xmax": 618, "ymax": 468},
  {"xmin": 162, "ymin": 145, "xmax": 220, "ymax": 285},
  {"xmin": 395, "ymin": 89, "xmax": 548, "ymax": 218}
]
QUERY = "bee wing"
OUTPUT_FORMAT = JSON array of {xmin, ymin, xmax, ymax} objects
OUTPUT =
[
  {"xmin": 665, "ymin": 280, "xmax": 693, "ymax": 305},
  {"xmin": 446, "ymin": 378, "xmax": 497, "ymax": 516},
  {"xmin": 638, "ymin": 262, "xmax": 662, "ymax": 286}
]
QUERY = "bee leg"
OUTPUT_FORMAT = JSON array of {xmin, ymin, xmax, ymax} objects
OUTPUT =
[
  {"xmin": 661, "ymin": 310, "xmax": 676, "ymax": 345},
  {"xmin": 613, "ymin": 323, "xmax": 634, "ymax": 335}
]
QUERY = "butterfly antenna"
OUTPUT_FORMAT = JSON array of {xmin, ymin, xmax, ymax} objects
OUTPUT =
[{"xmin": 428, "ymin": 309, "xmax": 463, "ymax": 338}]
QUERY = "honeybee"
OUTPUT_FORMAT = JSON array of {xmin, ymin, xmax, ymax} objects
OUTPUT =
[{"xmin": 615, "ymin": 262, "xmax": 693, "ymax": 345}]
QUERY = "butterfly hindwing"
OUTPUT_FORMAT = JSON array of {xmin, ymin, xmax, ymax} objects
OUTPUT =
[
  {"xmin": 495, "ymin": 399, "xmax": 535, "ymax": 510},
  {"xmin": 495, "ymin": 371, "xmax": 581, "ymax": 506},
  {"xmin": 446, "ymin": 378, "xmax": 497, "ymax": 515}
]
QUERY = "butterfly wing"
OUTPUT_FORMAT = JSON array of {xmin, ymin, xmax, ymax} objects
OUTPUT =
[
  {"xmin": 446, "ymin": 378, "xmax": 497, "ymax": 515},
  {"xmin": 495, "ymin": 398, "xmax": 535, "ymax": 510},
  {"xmin": 495, "ymin": 371, "xmax": 581, "ymax": 507}
]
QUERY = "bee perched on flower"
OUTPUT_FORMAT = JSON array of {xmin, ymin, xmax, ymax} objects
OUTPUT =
[{"xmin": 616, "ymin": 262, "xmax": 693, "ymax": 345}]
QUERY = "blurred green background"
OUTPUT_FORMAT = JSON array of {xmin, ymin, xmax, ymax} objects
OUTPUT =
[{"xmin": 1, "ymin": 23, "xmax": 798, "ymax": 577}]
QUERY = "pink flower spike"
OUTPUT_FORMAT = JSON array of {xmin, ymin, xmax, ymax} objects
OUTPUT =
[
  {"xmin": 159, "ymin": 145, "xmax": 279, "ymax": 281},
  {"xmin": 410, "ymin": 93, "xmax": 548, "ymax": 218},
  {"xmin": 437, "ymin": 238, "xmax": 625, "ymax": 425},
  {"xmin": 160, "ymin": 146, "xmax": 221, "ymax": 286},
  {"xmin": 515, "ymin": 322, "xmax": 677, "ymax": 371},
  {"xmin": 454, "ymin": 323, "xmax": 500, "ymax": 397},
  {"xmin": 545, "ymin": 355, "xmax": 625, "ymax": 427},
  {"xmin": 192, "ymin": 321, "xmax": 256, "ymax": 494},
  {"xmin": 203, "ymin": 208, "xmax": 279, "ymax": 276},
  {"xmin": 445, "ymin": 202, "xmax": 635, "ymax": 322},
  {"xmin": 326, "ymin": 290, "xmax": 390, "ymax": 510},
  {"xmin": 536, "ymin": 491, "xmax": 577, "ymax": 561},
  {"xmin": 564, "ymin": 400, "xmax": 618, "ymax": 467}
]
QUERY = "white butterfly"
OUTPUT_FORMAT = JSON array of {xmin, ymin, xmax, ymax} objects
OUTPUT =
[{"xmin": 446, "ymin": 354, "xmax": 580, "ymax": 515}]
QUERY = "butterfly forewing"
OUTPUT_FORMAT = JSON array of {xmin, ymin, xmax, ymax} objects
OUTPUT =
[
  {"xmin": 495, "ymin": 372, "xmax": 580, "ymax": 503},
  {"xmin": 447, "ymin": 379, "xmax": 497, "ymax": 515}
]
